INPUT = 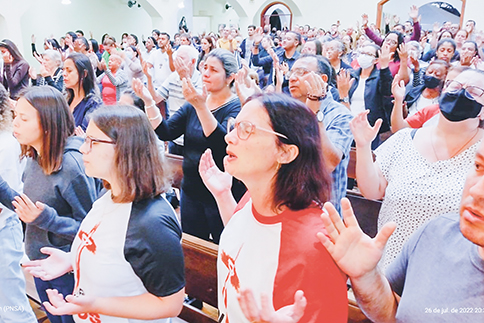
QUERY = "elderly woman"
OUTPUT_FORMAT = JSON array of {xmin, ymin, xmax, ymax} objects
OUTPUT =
[
  {"xmin": 30, "ymin": 49, "xmax": 64, "ymax": 92},
  {"xmin": 352, "ymin": 68, "xmax": 484, "ymax": 270},
  {"xmin": 199, "ymin": 93, "xmax": 347, "ymax": 323}
]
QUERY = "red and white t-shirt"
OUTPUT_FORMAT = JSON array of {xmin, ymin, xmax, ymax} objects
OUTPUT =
[
  {"xmin": 71, "ymin": 192, "xmax": 185, "ymax": 323},
  {"xmin": 218, "ymin": 193, "xmax": 348, "ymax": 323}
]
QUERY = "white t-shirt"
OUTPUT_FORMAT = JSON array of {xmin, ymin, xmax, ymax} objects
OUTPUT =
[
  {"xmin": 70, "ymin": 192, "xmax": 184, "ymax": 323},
  {"xmin": 147, "ymin": 49, "xmax": 172, "ymax": 89},
  {"xmin": 407, "ymin": 95, "xmax": 438, "ymax": 117},
  {"xmin": 0, "ymin": 131, "xmax": 25, "ymax": 229},
  {"xmin": 349, "ymin": 77, "xmax": 367, "ymax": 116}
]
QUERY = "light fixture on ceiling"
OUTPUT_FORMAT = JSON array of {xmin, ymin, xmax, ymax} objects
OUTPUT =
[{"xmin": 128, "ymin": 0, "xmax": 140, "ymax": 8}]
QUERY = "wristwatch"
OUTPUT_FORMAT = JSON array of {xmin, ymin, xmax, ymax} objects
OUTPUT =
[
  {"xmin": 316, "ymin": 110, "xmax": 324, "ymax": 122},
  {"xmin": 341, "ymin": 96, "xmax": 350, "ymax": 103}
]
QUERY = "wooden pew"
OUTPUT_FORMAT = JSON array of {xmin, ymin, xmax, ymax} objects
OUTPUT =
[
  {"xmin": 346, "ymin": 148, "xmax": 382, "ymax": 238},
  {"xmin": 166, "ymin": 153, "xmax": 372, "ymax": 322},
  {"xmin": 180, "ymin": 234, "xmax": 219, "ymax": 323}
]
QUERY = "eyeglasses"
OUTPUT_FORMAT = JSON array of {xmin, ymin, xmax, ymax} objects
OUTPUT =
[
  {"xmin": 83, "ymin": 136, "xmax": 116, "ymax": 153},
  {"xmin": 358, "ymin": 51, "xmax": 377, "ymax": 58},
  {"xmin": 227, "ymin": 117, "xmax": 288, "ymax": 141},
  {"xmin": 286, "ymin": 67, "xmax": 317, "ymax": 79},
  {"xmin": 444, "ymin": 80, "xmax": 484, "ymax": 99},
  {"xmin": 384, "ymin": 38, "xmax": 398, "ymax": 46}
]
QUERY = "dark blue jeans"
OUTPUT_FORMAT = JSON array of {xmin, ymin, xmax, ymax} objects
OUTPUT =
[
  {"xmin": 34, "ymin": 273, "xmax": 75, "ymax": 323},
  {"xmin": 180, "ymin": 190, "xmax": 224, "ymax": 244}
]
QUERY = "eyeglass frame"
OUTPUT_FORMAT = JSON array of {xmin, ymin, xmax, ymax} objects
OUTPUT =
[
  {"xmin": 227, "ymin": 117, "xmax": 289, "ymax": 141},
  {"xmin": 444, "ymin": 80, "xmax": 484, "ymax": 99},
  {"xmin": 286, "ymin": 67, "xmax": 321, "ymax": 79},
  {"xmin": 83, "ymin": 135, "xmax": 116, "ymax": 153}
]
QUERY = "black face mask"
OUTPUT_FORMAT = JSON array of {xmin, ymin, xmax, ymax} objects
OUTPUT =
[
  {"xmin": 439, "ymin": 89, "xmax": 483, "ymax": 122},
  {"xmin": 423, "ymin": 74, "xmax": 442, "ymax": 89}
]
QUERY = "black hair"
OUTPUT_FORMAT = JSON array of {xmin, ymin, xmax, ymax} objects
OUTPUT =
[
  {"xmin": 65, "ymin": 53, "xmax": 97, "ymax": 104},
  {"xmin": 0, "ymin": 39, "xmax": 24, "ymax": 61}
]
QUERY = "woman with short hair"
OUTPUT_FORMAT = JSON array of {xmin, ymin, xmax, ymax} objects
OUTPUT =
[{"xmin": 30, "ymin": 49, "xmax": 64, "ymax": 92}]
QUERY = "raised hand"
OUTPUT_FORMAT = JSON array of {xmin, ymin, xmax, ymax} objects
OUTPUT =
[
  {"xmin": 174, "ymin": 56, "xmax": 190, "ymax": 80},
  {"xmin": 396, "ymin": 43, "xmax": 408, "ymax": 62},
  {"xmin": 199, "ymin": 149, "xmax": 233, "ymax": 198},
  {"xmin": 234, "ymin": 64, "xmax": 261, "ymax": 104},
  {"xmin": 29, "ymin": 67, "xmax": 38, "ymax": 80},
  {"xmin": 12, "ymin": 194, "xmax": 44, "ymax": 223},
  {"xmin": 237, "ymin": 288, "xmax": 306, "ymax": 323},
  {"xmin": 433, "ymin": 22, "xmax": 440, "ymax": 34},
  {"xmin": 22, "ymin": 247, "xmax": 72, "ymax": 281},
  {"xmin": 182, "ymin": 77, "xmax": 207, "ymax": 110},
  {"xmin": 141, "ymin": 61, "xmax": 152, "ymax": 77},
  {"xmin": 43, "ymin": 289, "xmax": 96, "ymax": 316},
  {"xmin": 336, "ymin": 69, "xmax": 355, "ymax": 98},
  {"xmin": 391, "ymin": 75, "xmax": 406, "ymax": 103},
  {"xmin": 361, "ymin": 14, "xmax": 369, "ymax": 28},
  {"xmin": 253, "ymin": 27, "xmax": 264, "ymax": 45},
  {"xmin": 384, "ymin": 14, "xmax": 390, "ymax": 26},
  {"xmin": 471, "ymin": 57, "xmax": 484, "ymax": 71},
  {"xmin": 378, "ymin": 45, "xmax": 394, "ymax": 69},
  {"xmin": 408, "ymin": 5, "xmax": 419, "ymax": 22},
  {"xmin": 132, "ymin": 78, "xmax": 154, "ymax": 103},
  {"xmin": 317, "ymin": 198, "xmax": 396, "ymax": 279},
  {"xmin": 303, "ymin": 71, "xmax": 327, "ymax": 114},
  {"xmin": 349, "ymin": 110, "xmax": 382, "ymax": 148}
]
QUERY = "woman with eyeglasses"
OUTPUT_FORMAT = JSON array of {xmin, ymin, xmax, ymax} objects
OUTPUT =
[
  {"xmin": 336, "ymin": 43, "xmax": 393, "ymax": 149},
  {"xmin": 199, "ymin": 93, "xmax": 347, "ymax": 323},
  {"xmin": 0, "ymin": 86, "xmax": 98, "ymax": 323},
  {"xmin": 352, "ymin": 68, "xmax": 484, "ymax": 271},
  {"xmin": 133, "ymin": 48, "xmax": 246, "ymax": 244},
  {"xmin": 23, "ymin": 105, "xmax": 185, "ymax": 322}
]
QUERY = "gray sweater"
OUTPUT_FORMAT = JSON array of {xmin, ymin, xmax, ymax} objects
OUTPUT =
[{"xmin": 0, "ymin": 136, "xmax": 98, "ymax": 260}]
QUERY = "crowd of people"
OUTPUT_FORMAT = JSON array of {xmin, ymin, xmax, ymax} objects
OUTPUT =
[{"xmin": 1, "ymin": 4, "xmax": 484, "ymax": 323}]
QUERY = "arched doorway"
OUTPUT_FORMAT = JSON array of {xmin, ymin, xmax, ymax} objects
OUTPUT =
[{"xmin": 260, "ymin": 2, "xmax": 292, "ymax": 31}]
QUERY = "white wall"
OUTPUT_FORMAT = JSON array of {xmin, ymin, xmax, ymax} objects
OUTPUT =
[
  {"xmin": 18, "ymin": 0, "xmax": 153, "ymax": 67},
  {"xmin": 0, "ymin": 0, "xmax": 483, "ymax": 66}
]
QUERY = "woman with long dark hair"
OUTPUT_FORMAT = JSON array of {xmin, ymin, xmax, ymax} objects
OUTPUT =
[
  {"xmin": 197, "ymin": 36, "xmax": 215, "ymax": 71},
  {"xmin": 199, "ymin": 93, "xmax": 347, "ymax": 322},
  {"xmin": 0, "ymin": 39, "xmax": 30, "ymax": 99},
  {"xmin": 0, "ymin": 86, "xmax": 98, "ymax": 323},
  {"xmin": 64, "ymin": 52, "xmax": 102, "ymax": 130},
  {"xmin": 23, "ymin": 105, "xmax": 185, "ymax": 322}
]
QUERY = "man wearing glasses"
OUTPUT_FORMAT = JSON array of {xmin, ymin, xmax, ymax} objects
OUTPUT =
[{"xmin": 288, "ymin": 54, "xmax": 353, "ymax": 214}]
